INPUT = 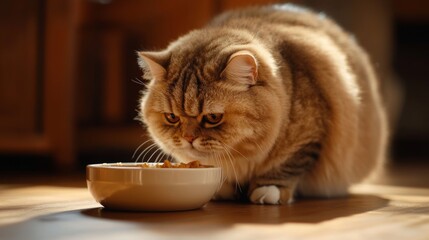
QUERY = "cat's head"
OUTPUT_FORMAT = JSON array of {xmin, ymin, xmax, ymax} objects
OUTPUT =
[{"xmin": 137, "ymin": 29, "xmax": 285, "ymax": 166}]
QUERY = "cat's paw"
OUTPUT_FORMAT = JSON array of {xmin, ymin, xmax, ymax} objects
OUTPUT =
[{"xmin": 250, "ymin": 185, "xmax": 281, "ymax": 204}]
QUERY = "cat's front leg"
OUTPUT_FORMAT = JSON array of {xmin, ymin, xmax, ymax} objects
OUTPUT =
[{"xmin": 249, "ymin": 142, "xmax": 321, "ymax": 204}]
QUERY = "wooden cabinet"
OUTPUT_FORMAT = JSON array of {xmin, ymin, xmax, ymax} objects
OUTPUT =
[
  {"xmin": 0, "ymin": 1, "xmax": 40, "ymax": 136},
  {"xmin": 0, "ymin": 0, "xmax": 81, "ymax": 168}
]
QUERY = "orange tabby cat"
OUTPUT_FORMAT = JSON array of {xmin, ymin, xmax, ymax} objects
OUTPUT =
[{"xmin": 137, "ymin": 4, "xmax": 388, "ymax": 204}]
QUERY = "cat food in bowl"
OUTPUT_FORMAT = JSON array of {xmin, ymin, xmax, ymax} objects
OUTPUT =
[{"xmin": 86, "ymin": 161, "xmax": 222, "ymax": 211}]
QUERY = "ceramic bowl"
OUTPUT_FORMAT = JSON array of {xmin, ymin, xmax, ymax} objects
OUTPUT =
[{"xmin": 86, "ymin": 163, "xmax": 222, "ymax": 211}]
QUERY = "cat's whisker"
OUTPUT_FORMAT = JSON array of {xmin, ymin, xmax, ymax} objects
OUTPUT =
[
  {"xmin": 207, "ymin": 146, "xmax": 216, "ymax": 167},
  {"xmin": 131, "ymin": 78, "xmax": 148, "ymax": 86},
  {"xmin": 137, "ymin": 143, "xmax": 158, "ymax": 163},
  {"xmin": 221, "ymin": 144, "xmax": 242, "ymax": 193},
  {"xmin": 209, "ymin": 146, "xmax": 224, "ymax": 187},
  {"xmin": 216, "ymin": 151, "xmax": 223, "ymax": 170},
  {"xmin": 219, "ymin": 151, "xmax": 229, "ymax": 187},
  {"xmin": 132, "ymin": 139, "xmax": 154, "ymax": 161},
  {"xmin": 213, "ymin": 150, "xmax": 225, "ymax": 192},
  {"xmin": 219, "ymin": 141, "xmax": 248, "ymax": 192},
  {"xmin": 134, "ymin": 142, "xmax": 157, "ymax": 163},
  {"xmin": 156, "ymin": 149, "xmax": 168, "ymax": 163},
  {"xmin": 221, "ymin": 142, "xmax": 250, "ymax": 162},
  {"xmin": 154, "ymin": 150, "xmax": 167, "ymax": 163},
  {"xmin": 219, "ymin": 151, "xmax": 229, "ymax": 179},
  {"xmin": 253, "ymin": 141, "xmax": 264, "ymax": 153},
  {"xmin": 167, "ymin": 148, "xmax": 176, "ymax": 162},
  {"xmin": 163, "ymin": 151, "xmax": 170, "ymax": 162},
  {"xmin": 161, "ymin": 152, "xmax": 168, "ymax": 163},
  {"xmin": 214, "ymin": 150, "xmax": 226, "ymax": 192},
  {"xmin": 147, "ymin": 148, "xmax": 164, "ymax": 163},
  {"xmin": 209, "ymin": 145, "xmax": 219, "ymax": 167}
]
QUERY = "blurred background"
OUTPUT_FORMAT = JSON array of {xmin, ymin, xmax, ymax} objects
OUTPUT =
[{"xmin": 0, "ymin": 0, "xmax": 428, "ymax": 172}]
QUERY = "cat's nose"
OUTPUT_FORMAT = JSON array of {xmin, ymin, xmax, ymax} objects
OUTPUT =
[{"xmin": 183, "ymin": 135, "xmax": 196, "ymax": 144}]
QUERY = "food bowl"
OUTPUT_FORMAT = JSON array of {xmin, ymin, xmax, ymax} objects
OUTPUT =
[{"xmin": 86, "ymin": 162, "xmax": 222, "ymax": 211}]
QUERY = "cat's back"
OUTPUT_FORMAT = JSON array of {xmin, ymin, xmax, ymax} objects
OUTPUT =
[
  {"xmin": 208, "ymin": 4, "xmax": 340, "ymax": 36},
  {"xmin": 208, "ymin": 4, "xmax": 364, "ymax": 65}
]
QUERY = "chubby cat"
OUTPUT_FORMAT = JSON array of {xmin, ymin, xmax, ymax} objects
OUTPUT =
[{"xmin": 137, "ymin": 4, "xmax": 388, "ymax": 204}]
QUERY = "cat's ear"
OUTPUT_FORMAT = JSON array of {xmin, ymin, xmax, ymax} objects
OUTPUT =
[
  {"xmin": 137, "ymin": 51, "xmax": 169, "ymax": 81},
  {"xmin": 222, "ymin": 50, "xmax": 258, "ymax": 85}
]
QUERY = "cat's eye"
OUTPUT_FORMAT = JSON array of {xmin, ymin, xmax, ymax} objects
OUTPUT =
[
  {"xmin": 203, "ymin": 113, "xmax": 223, "ymax": 126},
  {"xmin": 164, "ymin": 113, "xmax": 180, "ymax": 124}
]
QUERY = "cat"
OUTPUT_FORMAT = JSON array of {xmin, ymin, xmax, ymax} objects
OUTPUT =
[{"xmin": 136, "ymin": 4, "xmax": 388, "ymax": 204}]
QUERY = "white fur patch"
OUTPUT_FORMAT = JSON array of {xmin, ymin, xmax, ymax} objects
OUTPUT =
[{"xmin": 250, "ymin": 185, "xmax": 280, "ymax": 204}]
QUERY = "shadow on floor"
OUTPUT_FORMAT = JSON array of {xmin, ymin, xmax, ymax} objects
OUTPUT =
[
  {"xmin": 0, "ymin": 194, "xmax": 389, "ymax": 240},
  {"xmin": 81, "ymin": 194, "xmax": 388, "ymax": 224}
]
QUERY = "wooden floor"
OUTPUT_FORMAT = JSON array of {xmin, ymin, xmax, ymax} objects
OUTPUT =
[{"xmin": 0, "ymin": 161, "xmax": 428, "ymax": 240}]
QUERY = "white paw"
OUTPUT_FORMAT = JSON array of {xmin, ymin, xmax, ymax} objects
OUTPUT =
[{"xmin": 250, "ymin": 185, "xmax": 280, "ymax": 204}]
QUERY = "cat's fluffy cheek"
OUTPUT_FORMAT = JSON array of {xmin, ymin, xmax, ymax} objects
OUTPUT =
[{"xmin": 228, "ymin": 126, "xmax": 255, "ymax": 144}]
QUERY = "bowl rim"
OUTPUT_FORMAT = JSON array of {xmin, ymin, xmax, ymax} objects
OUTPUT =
[{"xmin": 86, "ymin": 162, "xmax": 221, "ymax": 171}]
